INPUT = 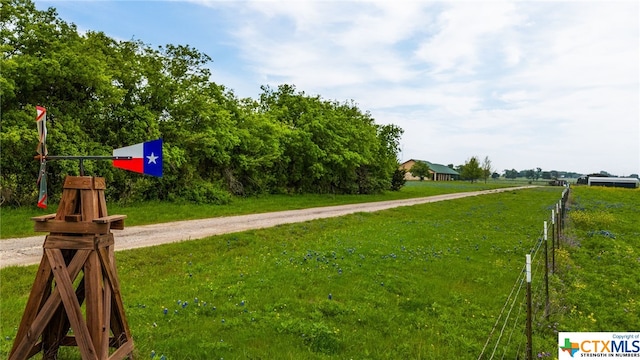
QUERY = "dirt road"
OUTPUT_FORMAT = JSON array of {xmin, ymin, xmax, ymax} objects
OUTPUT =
[{"xmin": 0, "ymin": 186, "xmax": 535, "ymax": 268}]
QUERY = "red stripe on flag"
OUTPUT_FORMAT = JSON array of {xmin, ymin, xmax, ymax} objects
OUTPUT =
[
  {"xmin": 113, "ymin": 158, "xmax": 144, "ymax": 173},
  {"xmin": 37, "ymin": 195, "xmax": 47, "ymax": 209}
]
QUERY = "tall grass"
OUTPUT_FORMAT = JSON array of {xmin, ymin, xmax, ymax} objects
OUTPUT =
[{"xmin": 0, "ymin": 187, "xmax": 566, "ymax": 359}]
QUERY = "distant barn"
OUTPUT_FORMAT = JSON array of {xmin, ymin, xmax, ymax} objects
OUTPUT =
[
  {"xmin": 399, "ymin": 159, "xmax": 459, "ymax": 181},
  {"xmin": 587, "ymin": 177, "xmax": 639, "ymax": 188}
]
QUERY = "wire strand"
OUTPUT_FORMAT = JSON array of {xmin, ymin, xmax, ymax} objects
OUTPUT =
[
  {"xmin": 477, "ymin": 267, "xmax": 526, "ymax": 360},
  {"xmin": 489, "ymin": 275, "xmax": 526, "ymax": 359}
]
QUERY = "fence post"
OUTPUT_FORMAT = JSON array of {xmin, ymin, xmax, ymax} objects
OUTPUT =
[
  {"xmin": 556, "ymin": 202, "xmax": 561, "ymax": 249},
  {"xmin": 526, "ymin": 254, "xmax": 533, "ymax": 360},
  {"xmin": 544, "ymin": 221, "xmax": 549, "ymax": 319},
  {"xmin": 561, "ymin": 189, "xmax": 568, "ymax": 230},
  {"xmin": 551, "ymin": 209, "xmax": 555, "ymax": 273},
  {"xmin": 558, "ymin": 196, "xmax": 564, "ymax": 233}
]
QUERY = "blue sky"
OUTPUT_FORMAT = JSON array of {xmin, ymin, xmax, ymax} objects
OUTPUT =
[{"xmin": 34, "ymin": 0, "xmax": 639, "ymax": 176}]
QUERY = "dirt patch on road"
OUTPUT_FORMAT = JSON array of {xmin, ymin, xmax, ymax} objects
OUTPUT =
[{"xmin": 0, "ymin": 186, "xmax": 536, "ymax": 268}]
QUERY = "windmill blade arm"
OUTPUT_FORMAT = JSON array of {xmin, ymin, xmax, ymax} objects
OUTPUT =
[{"xmin": 46, "ymin": 155, "xmax": 133, "ymax": 160}]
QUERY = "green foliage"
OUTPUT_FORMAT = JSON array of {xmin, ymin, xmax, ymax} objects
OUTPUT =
[
  {"xmin": 481, "ymin": 156, "xmax": 492, "ymax": 183},
  {"xmin": 254, "ymin": 85, "xmax": 401, "ymax": 194},
  {"xmin": 504, "ymin": 168, "xmax": 518, "ymax": 180},
  {"xmin": 174, "ymin": 179, "xmax": 232, "ymax": 205},
  {"xmin": 460, "ymin": 156, "xmax": 483, "ymax": 182},
  {"xmin": 1, "ymin": 0, "xmax": 403, "ymax": 206},
  {"xmin": 524, "ymin": 168, "xmax": 542, "ymax": 181},
  {"xmin": 409, "ymin": 161, "xmax": 431, "ymax": 181},
  {"xmin": 390, "ymin": 169, "xmax": 407, "ymax": 191}
]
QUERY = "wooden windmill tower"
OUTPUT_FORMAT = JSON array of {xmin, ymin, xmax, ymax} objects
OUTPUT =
[{"xmin": 9, "ymin": 107, "xmax": 163, "ymax": 359}]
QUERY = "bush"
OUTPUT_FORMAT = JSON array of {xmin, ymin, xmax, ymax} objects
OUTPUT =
[
  {"xmin": 176, "ymin": 180, "xmax": 232, "ymax": 204},
  {"xmin": 390, "ymin": 169, "xmax": 406, "ymax": 191}
]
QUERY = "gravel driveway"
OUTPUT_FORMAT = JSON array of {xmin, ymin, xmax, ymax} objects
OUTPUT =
[{"xmin": 0, "ymin": 186, "xmax": 535, "ymax": 268}]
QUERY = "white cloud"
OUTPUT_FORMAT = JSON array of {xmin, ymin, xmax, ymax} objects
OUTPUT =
[
  {"xmin": 222, "ymin": 2, "xmax": 441, "ymax": 90},
  {"xmin": 183, "ymin": 1, "xmax": 640, "ymax": 174},
  {"xmin": 413, "ymin": 2, "xmax": 522, "ymax": 77},
  {"xmin": 502, "ymin": 44, "xmax": 522, "ymax": 67}
]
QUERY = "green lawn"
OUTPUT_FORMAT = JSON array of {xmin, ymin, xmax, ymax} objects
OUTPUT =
[
  {"xmin": 1, "ymin": 185, "xmax": 570, "ymax": 359},
  {"xmin": 3, "ymin": 183, "xmax": 631, "ymax": 359}
]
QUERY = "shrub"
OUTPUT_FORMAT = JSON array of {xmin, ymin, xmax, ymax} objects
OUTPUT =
[
  {"xmin": 390, "ymin": 169, "xmax": 407, "ymax": 191},
  {"xmin": 176, "ymin": 180, "xmax": 231, "ymax": 204}
]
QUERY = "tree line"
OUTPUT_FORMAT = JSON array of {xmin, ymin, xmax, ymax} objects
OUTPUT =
[
  {"xmin": 0, "ymin": 0, "xmax": 404, "ymax": 206},
  {"xmin": 502, "ymin": 169, "xmax": 584, "ymax": 181}
]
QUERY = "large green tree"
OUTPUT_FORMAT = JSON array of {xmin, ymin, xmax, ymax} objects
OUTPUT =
[
  {"xmin": 460, "ymin": 156, "xmax": 483, "ymax": 182},
  {"xmin": 256, "ymin": 85, "xmax": 401, "ymax": 194},
  {"xmin": 410, "ymin": 161, "xmax": 431, "ymax": 181},
  {"xmin": 1, "ymin": 0, "xmax": 404, "ymax": 206},
  {"xmin": 1, "ymin": 0, "xmax": 104, "ymax": 204}
]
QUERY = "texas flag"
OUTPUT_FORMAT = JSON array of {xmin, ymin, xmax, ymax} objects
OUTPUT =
[{"xmin": 112, "ymin": 139, "xmax": 163, "ymax": 177}]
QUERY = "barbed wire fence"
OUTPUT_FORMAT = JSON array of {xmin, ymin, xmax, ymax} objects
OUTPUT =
[{"xmin": 478, "ymin": 187, "xmax": 570, "ymax": 360}]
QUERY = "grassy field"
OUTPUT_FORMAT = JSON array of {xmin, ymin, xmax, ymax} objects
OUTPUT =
[
  {"xmin": 548, "ymin": 186, "xmax": 640, "ymax": 333},
  {"xmin": 2, "ymin": 183, "xmax": 634, "ymax": 359},
  {"xmin": 1, "ymin": 180, "xmax": 529, "ymax": 239},
  {"xmin": 1, "ymin": 184, "xmax": 569, "ymax": 359}
]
